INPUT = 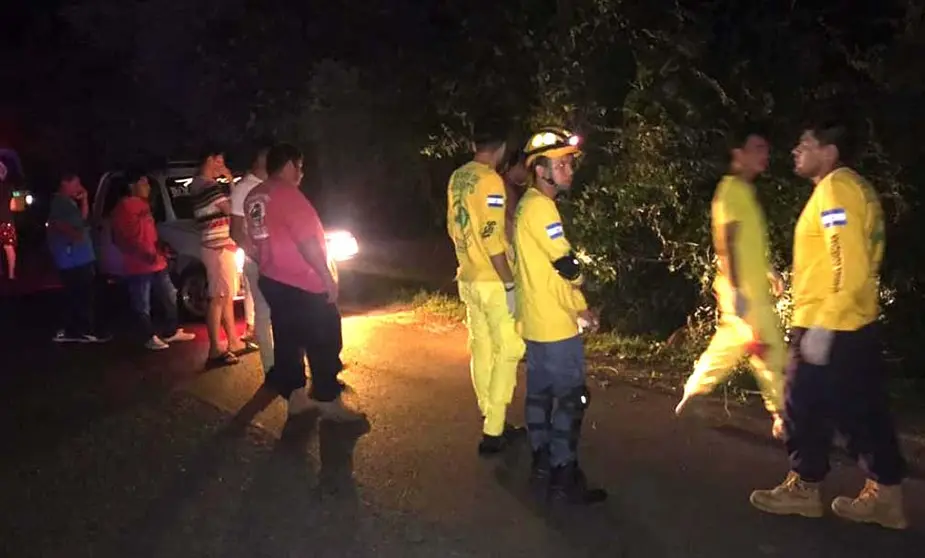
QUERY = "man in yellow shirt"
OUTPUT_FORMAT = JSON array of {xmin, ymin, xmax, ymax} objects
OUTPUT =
[
  {"xmin": 514, "ymin": 127, "xmax": 606, "ymax": 505},
  {"xmin": 750, "ymin": 120, "xmax": 908, "ymax": 530},
  {"xmin": 675, "ymin": 127, "xmax": 786, "ymax": 439},
  {"xmin": 447, "ymin": 121, "xmax": 526, "ymax": 456}
]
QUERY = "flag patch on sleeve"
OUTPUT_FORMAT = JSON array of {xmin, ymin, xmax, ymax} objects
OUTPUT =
[
  {"xmin": 487, "ymin": 194, "xmax": 504, "ymax": 208},
  {"xmin": 821, "ymin": 208, "xmax": 847, "ymax": 228},
  {"xmin": 545, "ymin": 222, "xmax": 564, "ymax": 239}
]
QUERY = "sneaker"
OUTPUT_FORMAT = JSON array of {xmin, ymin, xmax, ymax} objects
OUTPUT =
[
  {"xmin": 317, "ymin": 398, "xmax": 367, "ymax": 423},
  {"xmin": 831, "ymin": 479, "xmax": 909, "ymax": 530},
  {"xmin": 79, "ymin": 333, "xmax": 112, "ymax": 343},
  {"xmin": 749, "ymin": 471, "xmax": 824, "ymax": 518},
  {"xmin": 145, "ymin": 336, "xmax": 170, "ymax": 351},
  {"xmin": 287, "ymin": 388, "xmax": 316, "ymax": 416},
  {"xmin": 52, "ymin": 330, "xmax": 79, "ymax": 343},
  {"xmin": 162, "ymin": 329, "xmax": 196, "ymax": 343}
]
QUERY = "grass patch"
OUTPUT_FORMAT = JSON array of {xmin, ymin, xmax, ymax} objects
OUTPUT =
[{"xmin": 396, "ymin": 289, "xmax": 467, "ymax": 322}]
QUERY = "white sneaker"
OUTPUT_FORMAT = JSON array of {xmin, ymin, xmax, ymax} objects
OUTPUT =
[
  {"xmin": 163, "ymin": 329, "xmax": 196, "ymax": 343},
  {"xmin": 287, "ymin": 388, "xmax": 315, "ymax": 416},
  {"xmin": 145, "ymin": 336, "xmax": 170, "ymax": 351}
]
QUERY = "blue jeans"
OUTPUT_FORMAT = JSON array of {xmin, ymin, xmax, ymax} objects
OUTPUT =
[
  {"xmin": 525, "ymin": 336, "xmax": 588, "ymax": 467},
  {"xmin": 126, "ymin": 269, "xmax": 179, "ymax": 340}
]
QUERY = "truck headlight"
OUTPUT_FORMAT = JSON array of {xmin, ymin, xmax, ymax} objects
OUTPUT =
[
  {"xmin": 325, "ymin": 230, "xmax": 359, "ymax": 262},
  {"xmin": 235, "ymin": 247, "xmax": 245, "ymax": 272}
]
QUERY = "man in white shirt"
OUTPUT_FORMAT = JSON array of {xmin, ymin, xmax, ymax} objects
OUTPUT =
[{"xmin": 230, "ymin": 142, "xmax": 273, "ymax": 372}]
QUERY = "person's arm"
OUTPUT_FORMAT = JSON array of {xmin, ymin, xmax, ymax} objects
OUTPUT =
[
  {"xmin": 286, "ymin": 193, "xmax": 337, "ymax": 294},
  {"xmin": 47, "ymin": 196, "xmax": 83, "ymax": 241},
  {"xmin": 814, "ymin": 176, "xmax": 881, "ymax": 330},
  {"xmin": 526, "ymin": 201, "xmax": 588, "ymax": 313},
  {"xmin": 229, "ymin": 186, "xmax": 248, "ymax": 247},
  {"xmin": 713, "ymin": 185, "xmax": 745, "ymax": 291},
  {"xmin": 477, "ymin": 175, "xmax": 514, "ymax": 284}
]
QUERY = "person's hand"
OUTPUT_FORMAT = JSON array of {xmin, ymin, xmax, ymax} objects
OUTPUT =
[
  {"xmin": 324, "ymin": 277, "xmax": 339, "ymax": 305},
  {"xmin": 73, "ymin": 187, "xmax": 87, "ymax": 201},
  {"xmin": 800, "ymin": 326, "xmax": 834, "ymax": 365},
  {"xmin": 504, "ymin": 282, "xmax": 516, "ymax": 316},
  {"xmin": 769, "ymin": 270, "xmax": 785, "ymax": 298},
  {"xmin": 217, "ymin": 164, "xmax": 234, "ymax": 182},
  {"xmin": 578, "ymin": 309, "xmax": 600, "ymax": 334}
]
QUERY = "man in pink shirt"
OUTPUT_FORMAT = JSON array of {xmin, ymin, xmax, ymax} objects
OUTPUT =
[{"xmin": 242, "ymin": 143, "xmax": 364, "ymax": 421}]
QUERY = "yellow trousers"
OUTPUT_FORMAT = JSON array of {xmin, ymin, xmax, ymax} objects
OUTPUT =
[
  {"xmin": 684, "ymin": 307, "xmax": 785, "ymax": 414},
  {"xmin": 458, "ymin": 280, "xmax": 526, "ymax": 436}
]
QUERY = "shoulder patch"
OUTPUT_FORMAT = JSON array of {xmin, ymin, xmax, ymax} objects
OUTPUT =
[
  {"xmin": 821, "ymin": 208, "xmax": 847, "ymax": 228},
  {"xmin": 487, "ymin": 194, "xmax": 504, "ymax": 208},
  {"xmin": 545, "ymin": 222, "xmax": 564, "ymax": 240}
]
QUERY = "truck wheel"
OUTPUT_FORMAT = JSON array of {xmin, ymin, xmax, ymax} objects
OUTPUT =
[{"xmin": 178, "ymin": 265, "xmax": 209, "ymax": 321}]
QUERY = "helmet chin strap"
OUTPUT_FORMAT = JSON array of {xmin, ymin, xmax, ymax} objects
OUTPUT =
[{"xmin": 540, "ymin": 166, "xmax": 568, "ymax": 193}]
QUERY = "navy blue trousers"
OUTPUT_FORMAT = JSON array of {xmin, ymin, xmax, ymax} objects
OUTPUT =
[{"xmin": 784, "ymin": 324, "xmax": 906, "ymax": 485}]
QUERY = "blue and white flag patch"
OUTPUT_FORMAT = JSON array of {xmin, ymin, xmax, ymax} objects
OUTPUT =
[
  {"xmin": 487, "ymin": 194, "xmax": 504, "ymax": 208},
  {"xmin": 821, "ymin": 208, "xmax": 847, "ymax": 228},
  {"xmin": 546, "ymin": 222, "xmax": 564, "ymax": 240}
]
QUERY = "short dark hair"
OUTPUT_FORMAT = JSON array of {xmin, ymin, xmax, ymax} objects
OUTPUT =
[
  {"xmin": 806, "ymin": 118, "xmax": 857, "ymax": 164},
  {"xmin": 60, "ymin": 171, "xmax": 79, "ymax": 183},
  {"xmin": 197, "ymin": 147, "xmax": 224, "ymax": 167},
  {"xmin": 125, "ymin": 168, "xmax": 148, "ymax": 187},
  {"xmin": 249, "ymin": 138, "xmax": 275, "ymax": 167},
  {"xmin": 472, "ymin": 117, "xmax": 509, "ymax": 153},
  {"xmin": 266, "ymin": 143, "xmax": 303, "ymax": 175},
  {"xmin": 727, "ymin": 121, "xmax": 769, "ymax": 152}
]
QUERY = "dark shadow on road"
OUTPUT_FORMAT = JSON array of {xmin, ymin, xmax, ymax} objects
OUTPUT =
[
  {"xmin": 711, "ymin": 423, "xmax": 925, "ymax": 481},
  {"xmin": 219, "ymin": 413, "xmax": 371, "ymax": 556},
  {"xmin": 491, "ymin": 441, "xmax": 641, "ymax": 558}
]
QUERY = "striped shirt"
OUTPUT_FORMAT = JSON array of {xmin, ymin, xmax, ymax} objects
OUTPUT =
[{"xmin": 190, "ymin": 177, "xmax": 232, "ymax": 249}]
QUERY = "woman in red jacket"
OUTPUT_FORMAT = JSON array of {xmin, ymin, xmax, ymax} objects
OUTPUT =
[{"xmin": 111, "ymin": 172, "xmax": 196, "ymax": 350}]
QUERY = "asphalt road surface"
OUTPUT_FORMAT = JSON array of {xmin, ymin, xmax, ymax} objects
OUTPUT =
[{"xmin": 0, "ymin": 287, "xmax": 924, "ymax": 557}]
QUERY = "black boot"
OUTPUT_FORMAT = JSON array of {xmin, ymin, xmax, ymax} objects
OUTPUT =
[
  {"xmin": 529, "ymin": 447, "xmax": 551, "ymax": 491},
  {"xmin": 549, "ymin": 461, "xmax": 607, "ymax": 505},
  {"xmin": 478, "ymin": 434, "xmax": 508, "ymax": 456}
]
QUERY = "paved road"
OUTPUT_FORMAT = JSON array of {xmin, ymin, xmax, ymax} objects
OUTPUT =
[{"xmin": 0, "ymin": 292, "xmax": 923, "ymax": 557}]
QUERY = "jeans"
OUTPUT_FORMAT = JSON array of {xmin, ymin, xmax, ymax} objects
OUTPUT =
[
  {"xmin": 58, "ymin": 262, "xmax": 97, "ymax": 337},
  {"xmin": 785, "ymin": 324, "xmax": 906, "ymax": 485},
  {"xmin": 525, "ymin": 336, "xmax": 588, "ymax": 467},
  {"xmin": 126, "ymin": 269, "xmax": 179, "ymax": 340},
  {"xmin": 259, "ymin": 276, "xmax": 344, "ymax": 401}
]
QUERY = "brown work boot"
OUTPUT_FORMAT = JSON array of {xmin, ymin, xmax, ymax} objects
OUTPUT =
[
  {"xmin": 831, "ymin": 479, "xmax": 909, "ymax": 530},
  {"xmin": 750, "ymin": 471, "xmax": 824, "ymax": 518}
]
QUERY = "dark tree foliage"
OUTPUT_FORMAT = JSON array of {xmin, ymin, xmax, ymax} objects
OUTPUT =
[{"xmin": 5, "ymin": 0, "xmax": 925, "ymax": 375}]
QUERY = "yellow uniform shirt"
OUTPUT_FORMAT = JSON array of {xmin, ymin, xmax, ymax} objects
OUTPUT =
[
  {"xmin": 447, "ymin": 161, "xmax": 508, "ymax": 283},
  {"xmin": 711, "ymin": 175, "xmax": 774, "ymax": 309},
  {"xmin": 791, "ymin": 167, "xmax": 885, "ymax": 331},
  {"xmin": 513, "ymin": 188, "xmax": 587, "ymax": 342}
]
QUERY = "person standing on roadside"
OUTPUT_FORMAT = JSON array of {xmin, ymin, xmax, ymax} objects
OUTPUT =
[
  {"xmin": 111, "ymin": 171, "xmax": 196, "ymax": 350},
  {"xmin": 243, "ymin": 142, "xmax": 364, "ymax": 422},
  {"xmin": 749, "ymin": 119, "xmax": 908, "ymax": 530},
  {"xmin": 514, "ymin": 127, "xmax": 606, "ymax": 505},
  {"xmin": 231, "ymin": 142, "xmax": 273, "ymax": 371},
  {"xmin": 47, "ymin": 172, "xmax": 109, "ymax": 343},
  {"xmin": 447, "ymin": 120, "xmax": 526, "ymax": 456},
  {"xmin": 190, "ymin": 148, "xmax": 252, "ymax": 368},
  {"xmin": 0, "ymin": 161, "xmax": 16, "ymax": 280}
]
